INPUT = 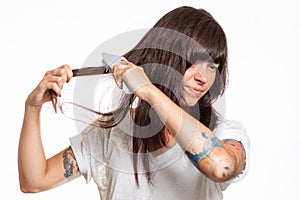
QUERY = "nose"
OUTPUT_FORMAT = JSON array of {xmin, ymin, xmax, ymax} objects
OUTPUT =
[{"xmin": 193, "ymin": 65, "xmax": 207, "ymax": 84}]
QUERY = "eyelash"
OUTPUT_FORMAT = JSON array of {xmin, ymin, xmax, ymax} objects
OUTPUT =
[{"xmin": 208, "ymin": 65, "xmax": 217, "ymax": 71}]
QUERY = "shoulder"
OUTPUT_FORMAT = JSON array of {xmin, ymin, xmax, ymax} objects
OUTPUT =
[
  {"xmin": 68, "ymin": 124, "xmax": 116, "ymax": 183},
  {"xmin": 214, "ymin": 119, "xmax": 249, "ymax": 145},
  {"xmin": 70, "ymin": 118, "xmax": 132, "ymax": 154},
  {"xmin": 215, "ymin": 118, "xmax": 246, "ymax": 131},
  {"xmin": 70, "ymin": 123, "xmax": 110, "ymax": 146}
]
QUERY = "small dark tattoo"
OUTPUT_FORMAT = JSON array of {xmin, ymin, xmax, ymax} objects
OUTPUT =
[
  {"xmin": 63, "ymin": 147, "xmax": 77, "ymax": 179},
  {"xmin": 201, "ymin": 132, "xmax": 208, "ymax": 139}
]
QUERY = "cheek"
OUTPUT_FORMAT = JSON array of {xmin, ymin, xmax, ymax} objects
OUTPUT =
[
  {"xmin": 182, "ymin": 68, "xmax": 194, "ymax": 80},
  {"xmin": 207, "ymin": 73, "xmax": 216, "ymax": 89},
  {"xmin": 182, "ymin": 72, "xmax": 192, "ymax": 85}
]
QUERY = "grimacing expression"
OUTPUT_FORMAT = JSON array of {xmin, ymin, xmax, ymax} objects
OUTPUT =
[{"xmin": 181, "ymin": 60, "xmax": 219, "ymax": 106}]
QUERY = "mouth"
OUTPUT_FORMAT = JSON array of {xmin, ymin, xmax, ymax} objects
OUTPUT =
[
  {"xmin": 185, "ymin": 86, "xmax": 204, "ymax": 95},
  {"xmin": 180, "ymin": 86, "xmax": 205, "ymax": 106}
]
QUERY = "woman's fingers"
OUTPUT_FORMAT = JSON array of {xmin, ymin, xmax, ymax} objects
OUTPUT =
[
  {"xmin": 41, "ymin": 77, "xmax": 64, "ymax": 96},
  {"xmin": 27, "ymin": 64, "xmax": 73, "ymax": 107},
  {"xmin": 112, "ymin": 61, "xmax": 129, "ymax": 89},
  {"xmin": 50, "ymin": 64, "xmax": 73, "ymax": 83},
  {"xmin": 112, "ymin": 60, "xmax": 152, "ymax": 98},
  {"xmin": 43, "ymin": 64, "xmax": 73, "ymax": 95},
  {"xmin": 46, "ymin": 82, "xmax": 61, "ymax": 97}
]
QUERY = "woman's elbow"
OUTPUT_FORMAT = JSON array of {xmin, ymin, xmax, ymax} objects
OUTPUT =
[
  {"xmin": 209, "ymin": 166, "xmax": 235, "ymax": 183},
  {"xmin": 19, "ymin": 183, "xmax": 41, "ymax": 193},
  {"xmin": 19, "ymin": 178, "xmax": 44, "ymax": 193},
  {"xmin": 199, "ymin": 158, "xmax": 237, "ymax": 183}
]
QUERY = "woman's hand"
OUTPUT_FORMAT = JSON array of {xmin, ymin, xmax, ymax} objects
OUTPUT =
[
  {"xmin": 112, "ymin": 60, "xmax": 153, "ymax": 100},
  {"xmin": 26, "ymin": 64, "xmax": 73, "ymax": 108}
]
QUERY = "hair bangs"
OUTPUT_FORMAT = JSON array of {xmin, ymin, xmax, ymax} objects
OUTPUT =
[{"xmin": 184, "ymin": 10, "xmax": 228, "ymax": 67}]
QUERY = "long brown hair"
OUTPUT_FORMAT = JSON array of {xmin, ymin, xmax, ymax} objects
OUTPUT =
[
  {"xmin": 123, "ymin": 6, "xmax": 228, "ymax": 185},
  {"xmin": 51, "ymin": 6, "xmax": 228, "ymax": 186}
]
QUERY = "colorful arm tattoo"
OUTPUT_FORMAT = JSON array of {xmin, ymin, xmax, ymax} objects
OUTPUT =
[
  {"xmin": 185, "ymin": 134, "xmax": 246, "ymax": 181},
  {"xmin": 185, "ymin": 132, "xmax": 222, "ymax": 170},
  {"xmin": 63, "ymin": 147, "xmax": 78, "ymax": 180},
  {"xmin": 223, "ymin": 139, "xmax": 246, "ymax": 174}
]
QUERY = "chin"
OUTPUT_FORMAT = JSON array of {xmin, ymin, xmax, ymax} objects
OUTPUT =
[
  {"xmin": 180, "ymin": 98, "xmax": 199, "ymax": 107},
  {"xmin": 186, "ymin": 101, "xmax": 198, "ymax": 107},
  {"xmin": 181, "ymin": 91, "xmax": 204, "ymax": 107}
]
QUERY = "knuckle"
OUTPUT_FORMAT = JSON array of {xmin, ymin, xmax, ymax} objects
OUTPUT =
[
  {"xmin": 62, "ymin": 64, "xmax": 71, "ymax": 72},
  {"xmin": 113, "ymin": 64, "xmax": 119, "ymax": 70},
  {"xmin": 62, "ymin": 76, "xmax": 67, "ymax": 82},
  {"xmin": 60, "ymin": 67, "xmax": 66, "ymax": 74},
  {"xmin": 57, "ymin": 76, "xmax": 63, "ymax": 82},
  {"xmin": 45, "ymin": 70, "xmax": 51, "ymax": 76}
]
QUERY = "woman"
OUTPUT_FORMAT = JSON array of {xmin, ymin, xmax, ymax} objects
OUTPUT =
[{"xmin": 18, "ymin": 6, "xmax": 250, "ymax": 200}]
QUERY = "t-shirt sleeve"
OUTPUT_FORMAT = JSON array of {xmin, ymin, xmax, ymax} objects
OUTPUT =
[
  {"xmin": 69, "ymin": 126, "xmax": 94, "ymax": 183},
  {"xmin": 216, "ymin": 120, "xmax": 250, "ymax": 184}
]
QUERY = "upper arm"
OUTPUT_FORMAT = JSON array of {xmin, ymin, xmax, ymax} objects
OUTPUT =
[
  {"xmin": 198, "ymin": 139, "xmax": 246, "ymax": 182},
  {"xmin": 42, "ymin": 146, "xmax": 81, "ymax": 191}
]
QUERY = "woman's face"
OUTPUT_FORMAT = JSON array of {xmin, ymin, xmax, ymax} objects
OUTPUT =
[{"xmin": 181, "ymin": 60, "xmax": 219, "ymax": 106}]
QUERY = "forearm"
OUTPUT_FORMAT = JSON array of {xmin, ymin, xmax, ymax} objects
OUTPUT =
[
  {"xmin": 145, "ymin": 86, "xmax": 242, "ymax": 182},
  {"xmin": 18, "ymin": 100, "xmax": 47, "ymax": 191},
  {"xmin": 146, "ymin": 85, "xmax": 216, "ymax": 151}
]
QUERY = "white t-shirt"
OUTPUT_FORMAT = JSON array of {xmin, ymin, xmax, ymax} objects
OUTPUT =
[{"xmin": 70, "ymin": 112, "xmax": 250, "ymax": 200}]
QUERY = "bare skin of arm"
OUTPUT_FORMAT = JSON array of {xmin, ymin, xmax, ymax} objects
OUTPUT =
[
  {"xmin": 144, "ymin": 85, "xmax": 245, "ymax": 182},
  {"xmin": 114, "ymin": 61, "xmax": 246, "ymax": 183},
  {"xmin": 18, "ymin": 65, "xmax": 80, "ymax": 193},
  {"xmin": 198, "ymin": 139, "xmax": 246, "ymax": 182}
]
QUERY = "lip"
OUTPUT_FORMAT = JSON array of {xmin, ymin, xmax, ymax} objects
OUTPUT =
[{"xmin": 185, "ymin": 86, "xmax": 204, "ymax": 95}]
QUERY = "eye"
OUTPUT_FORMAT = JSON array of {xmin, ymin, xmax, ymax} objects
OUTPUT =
[{"xmin": 208, "ymin": 65, "xmax": 218, "ymax": 71}]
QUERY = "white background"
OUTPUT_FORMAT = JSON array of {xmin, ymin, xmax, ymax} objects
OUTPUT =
[{"xmin": 1, "ymin": 0, "xmax": 299, "ymax": 199}]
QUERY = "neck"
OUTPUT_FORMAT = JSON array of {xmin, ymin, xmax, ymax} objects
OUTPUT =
[{"xmin": 148, "ymin": 127, "xmax": 177, "ymax": 157}]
